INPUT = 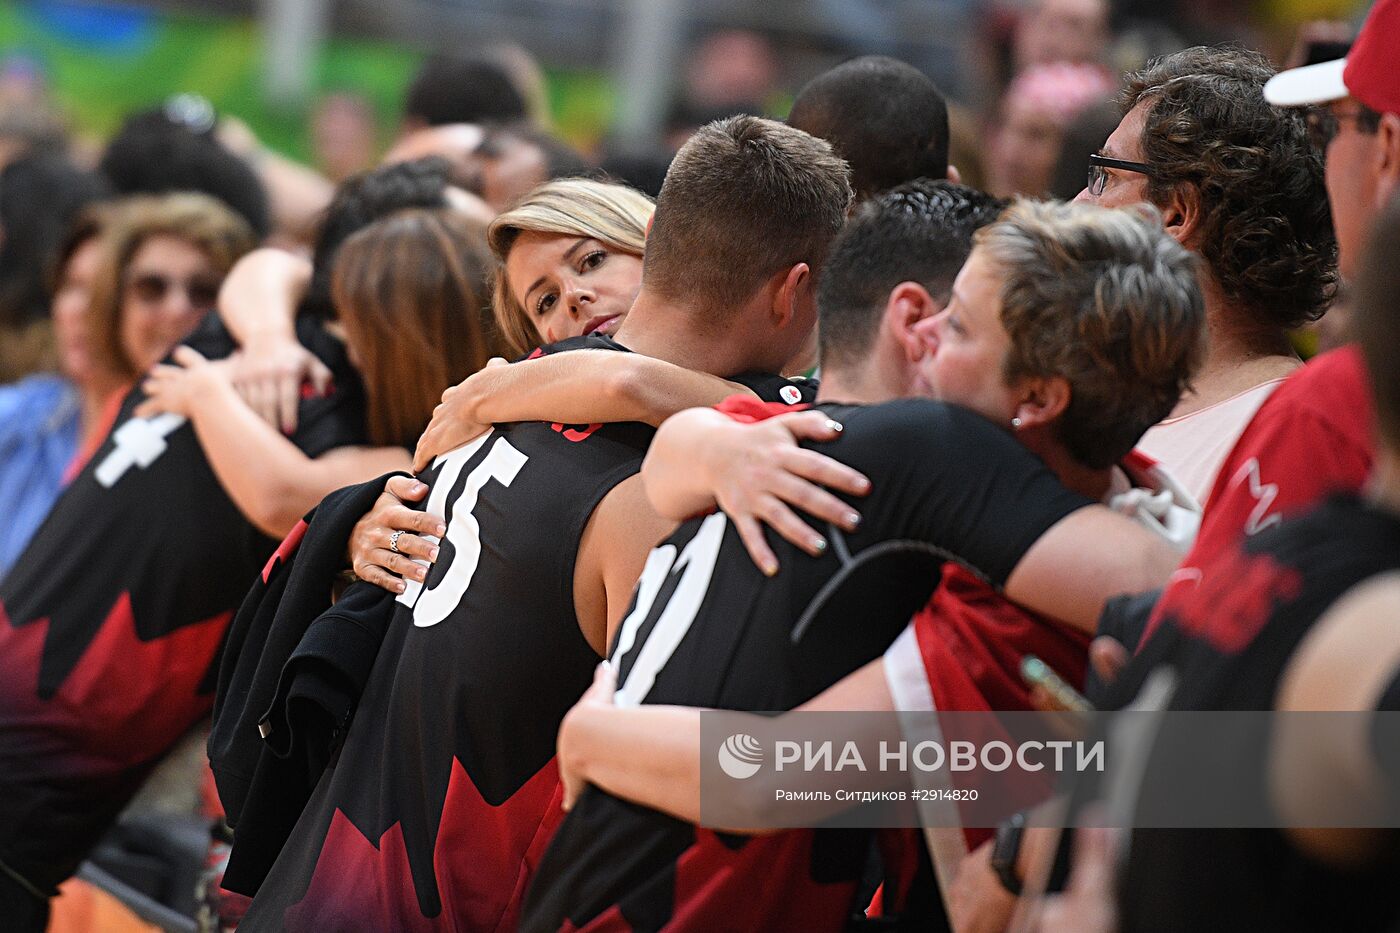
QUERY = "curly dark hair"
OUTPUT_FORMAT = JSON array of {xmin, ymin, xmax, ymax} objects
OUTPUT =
[{"xmin": 1122, "ymin": 46, "xmax": 1336, "ymax": 331}]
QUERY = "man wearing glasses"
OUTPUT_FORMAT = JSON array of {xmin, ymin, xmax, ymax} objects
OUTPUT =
[
  {"xmin": 1072, "ymin": 46, "xmax": 1334, "ymax": 507},
  {"xmin": 951, "ymin": 46, "xmax": 1338, "ymax": 929},
  {"xmin": 1140, "ymin": 0, "xmax": 1399, "ymax": 651}
]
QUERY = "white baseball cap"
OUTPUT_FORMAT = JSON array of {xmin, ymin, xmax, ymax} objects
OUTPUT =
[{"xmin": 1263, "ymin": 58, "xmax": 1348, "ymax": 108}]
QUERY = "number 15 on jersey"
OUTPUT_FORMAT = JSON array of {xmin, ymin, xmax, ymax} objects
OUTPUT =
[{"xmin": 396, "ymin": 431, "xmax": 529, "ymax": 627}]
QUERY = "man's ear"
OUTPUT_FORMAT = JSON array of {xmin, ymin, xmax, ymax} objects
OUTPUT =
[
  {"xmin": 946, "ymin": 164, "xmax": 963, "ymax": 185},
  {"xmin": 1013, "ymin": 375, "xmax": 1071, "ymax": 429},
  {"xmin": 772, "ymin": 262, "xmax": 812, "ymax": 329},
  {"xmin": 884, "ymin": 281, "xmax": 940, "ymax": 363},
  {"xmin": 1157, "ymin": 183, "xmax": 1203, "ymax": 249},
  {"xmin": 1375, "ymin": 112, "xmax": 1400, "ymax": 208}
]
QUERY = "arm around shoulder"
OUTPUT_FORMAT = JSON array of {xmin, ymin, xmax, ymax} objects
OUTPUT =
[{"xmin": 1005, "ymin": 506, "xmax": 1180, "ymax": 634}]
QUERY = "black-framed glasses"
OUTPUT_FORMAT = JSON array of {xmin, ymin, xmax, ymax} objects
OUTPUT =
[{"xmin": 1086, "ymin": 153, "xmax": 1153, "ymax": 196}]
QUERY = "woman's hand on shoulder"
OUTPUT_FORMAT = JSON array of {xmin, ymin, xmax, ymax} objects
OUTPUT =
[
  {"xmin": 412, "ymin": 358, "xmax": 508, "ymax": 472},
  {"xmin": 134, "ymin": 346, "xmax": 234, "ymax": 419},
  {"xmin": 701, "ymin": 411, "xmax": 871, "ymax": 575}
]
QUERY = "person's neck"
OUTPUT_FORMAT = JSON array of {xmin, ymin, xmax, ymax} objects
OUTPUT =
[
  {"xmin": 1369, "ymin": 447, "xmax": 1400, "ymax": 517},
  {"xmin": 1021, "ymin": 427, "xmax": 1112, "ymax": 501},
  {"xmin": 76, "ymin": 373, "xmax": 124, "ymax": 445},
  {"xmin": 614, "ymin": 288, "xmax": 764, "ymax": 376},
  {"xmin": 1170, "ymin": 276, "xmax": 1300, "ymax": 418},
  {"xmin": 813, "ymin": 359, "xmax": 903, "ymax": 407}
]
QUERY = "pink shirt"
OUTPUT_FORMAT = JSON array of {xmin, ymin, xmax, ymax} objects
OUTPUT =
[{"xmin": 1136, "ymin": 378, "xmax": 1289, "ymax": 506}]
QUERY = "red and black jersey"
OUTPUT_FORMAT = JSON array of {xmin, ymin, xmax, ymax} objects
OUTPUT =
[
  {"xmin": 522, "ymin": 399, "xmax": 1094, "ymax": 933},
  {"xmin": 0, "ymin": 313, "xmax": 366, "ymax": 896},
  {"xmin": 1104, "ymin": 495, "xmax": 1400, "ymax": 932},
  {"xmin": 238, "ymin": 335, "xmax": 814, "ymax": 931}
]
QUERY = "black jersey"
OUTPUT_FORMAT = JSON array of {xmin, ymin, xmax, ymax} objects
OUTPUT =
[
  {"xmin": 522, "ymin": 399, "xmax": 1093, "ymax": 933},
  {"xmin": 0, "ymin": 313, "xmax": 365, "ymax": 895},
  {"xmin": 1105, "ymin": 496, "xmax": 1400, "ymax": 933},
  {"xmin": 238, "ymin": 336, "xmax": 814, "ymax": 931}
]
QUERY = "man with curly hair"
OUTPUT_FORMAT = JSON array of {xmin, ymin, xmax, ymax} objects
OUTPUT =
[
  {"xmin": 1077, "ymin": 46, "xmax": 1337, "ymax": 505},
  {"xmin": 1138, "ymin": 0, "xmax": 1400, "ymax": 649}
]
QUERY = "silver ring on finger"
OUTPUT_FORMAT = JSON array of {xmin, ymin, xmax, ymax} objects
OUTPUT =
[{"xmin": 389, "ymin": 530, "xmax": 404, "ymax": 554}]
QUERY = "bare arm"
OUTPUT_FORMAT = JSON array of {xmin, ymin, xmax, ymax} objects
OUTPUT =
[
  {"xmin": 1271, "ymin": 572, "xmax": 1400, "ymax": 866},
  {"xmin": 572, "ymin": 473, "xmax": 678, "ymax": 655},
  {"xmin": 558, "ymin": 659, "xmax": 894, "ymax": 830},
  {"xmin": 217, "ymin": 248, "xmax": 311, "ymax": 347},
  {"xmin": 1004, "ymin": 507, "xmax": 1181, "ymax": 634},
  {"xmin": 412, "ymin": 352, "xmax": 758, "ymax": 472},
  {"xmin": 641, "ymin": 409, "xmax": 870, "ymax": 573},
  {"xmin": 216, "ymin": 247, "xmax": 330, "ymax": 434},
  {"xmin": 135, "ymin": 346, "xmax": 409, "ymax": 537}
]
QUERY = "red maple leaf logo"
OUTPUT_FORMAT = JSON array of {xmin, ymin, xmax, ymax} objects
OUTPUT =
[
  {"xmin": 280, "ymin": 755, "xmax": 564, "ymax": 930},
  {"xmin": 1172, "ymin": 547, "xmax": 1303, "ymax": 654},
  {"xmin": 0, "ymin": 593, "xmax": 228, "ymax": 763}
]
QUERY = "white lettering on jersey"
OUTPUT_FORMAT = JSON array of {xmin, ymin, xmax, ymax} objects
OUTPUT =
[
  {"xmin": 395, "ymin": 435, "xmax": 486, "ymax": 611},
  {"xmin": 613, "ymin": 511, "xmax": 728, "ymax": 707},
  {"xmin": 93, "ymin": 413, "xmax": 187, "ymax": 488},
  {"xmin": 400, "ymin": 431, "xmax": 529, "ymax": 627}
]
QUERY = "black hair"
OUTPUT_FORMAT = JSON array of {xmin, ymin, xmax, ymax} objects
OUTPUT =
[
  {"xmin": 599, "ymin": 148, "xmax": 674, "ymax": 198},
  {"xmin": 0, "ymin": 153, "xmax": 110, "ymax": 326},
  {"xmin": 817, "ymin": 179, "xmax": 1006, "ymax": 368},
  {"xmin": 99, "ymin": 107, "xmax": 271, "ymax": 239},
  {"xmin": 304, "ymin": 157, "xmax": 455, "ymax": 318},
  {"xmin": 403, "ymin": 54, "xmax": 528, "ymax": 127},
  {"xmin": 1049, "ymin": 100, "xmax": 1122, "ymax": 201},
  {"xmin": 788, "ymin": 56, "xmax": 950, "ymax": 201},
  {"xmin": 482, "ymin": 123, "xmax": 592, "ymax": 180}
]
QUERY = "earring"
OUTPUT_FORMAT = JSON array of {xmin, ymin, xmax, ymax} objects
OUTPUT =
[{"xmin": 1011, "ymin": 417, "xmax": 1023, "ymax": 429}]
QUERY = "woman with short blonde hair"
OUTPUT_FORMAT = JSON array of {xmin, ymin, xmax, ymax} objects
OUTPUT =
[{"xmin": 488, "ymin": 178, "xmax": 653, "ymax": 357}]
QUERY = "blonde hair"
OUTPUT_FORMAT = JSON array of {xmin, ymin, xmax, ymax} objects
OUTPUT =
[
  {"xmin": 978, "ymin": 200, "xmax": 1204, "ymax": 469},
  {"xmin": 487, "ymin": 178, "xmax": 653, "ymax": 356},
  {"xmin": 88, "ymin": 193, "xmax": 257, "ymax": 380}
]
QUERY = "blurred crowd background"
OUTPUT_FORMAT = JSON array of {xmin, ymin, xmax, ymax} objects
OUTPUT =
[
  {"xmin": 0, "ymin": 0, "xmax": 1372, "ymax": 383},
  {"xmin": 0, "ymin": 0, "xmax": 1371, "ymax": 190}
]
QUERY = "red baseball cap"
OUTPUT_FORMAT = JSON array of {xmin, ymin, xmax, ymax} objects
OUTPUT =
[{"xmin": 1264, "ymin": 0, "xmax": 1400, "ymax": 115}]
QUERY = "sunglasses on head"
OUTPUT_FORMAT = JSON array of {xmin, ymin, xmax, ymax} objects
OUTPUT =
[{"xmin": 126, "ymin": 272, "xmax": 222, "ymax": 310}]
